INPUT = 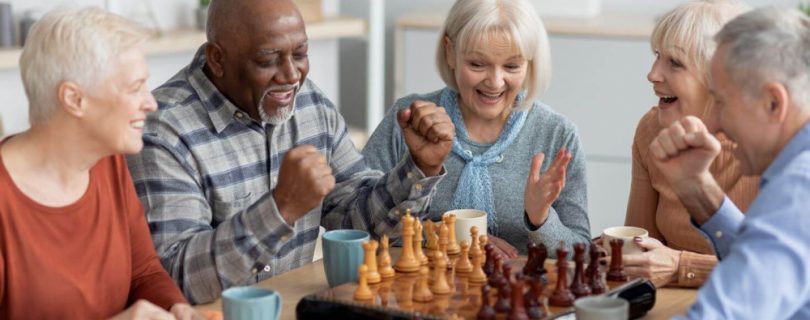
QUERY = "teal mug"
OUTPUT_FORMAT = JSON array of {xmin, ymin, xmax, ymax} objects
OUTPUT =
[
  {"xmin": 222, "ymin": 286, "xmax": 281, "ymax": 320},
  {"xmin": 322, "ymin": 229, "xmax": 370, "ymax": 287}
]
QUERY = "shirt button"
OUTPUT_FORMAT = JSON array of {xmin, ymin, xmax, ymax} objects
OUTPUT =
[
  {"xmin": 687, "ymin": 272, "xmax": 696, "ymax": 279},
  {"xmin": 407, "ymin": 172, "xmax": 415, "ymax": 179},
  {"xmin": 235, "ymin": 112, "xmax": 244, "ymax": 119},
  {"xmin": 414, "ymin": 183, "xmax": 423, "ymax": 191},
  {"xmin": 271, "ymin": 176, "xmax": 277, "ymax": 185},
  {"xmin": 263, "ymin": 265, "xmax": 271, "ymax": 273},
  {"xmin": 251, "ymin": 268, "xmax": 258, "ymax": 274},
  {"xmin": 281, "ymin": 235, "xmax": 290, "ymax": 241},
  {"xmin": 715, "ymin": 231, "xmax": 723, "ymax": 239}
]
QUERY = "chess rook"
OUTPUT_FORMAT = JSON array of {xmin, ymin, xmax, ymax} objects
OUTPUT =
[
  {"xmin": 607, "ymin": 238, "xmax": 628, "ymax": 282},
  {"xmin": 362, "ymin": 240, "xmax": 381, "ymax": 284}
]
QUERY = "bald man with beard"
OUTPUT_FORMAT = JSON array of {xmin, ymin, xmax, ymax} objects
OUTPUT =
[{"xmin": 127, "ymin": 0, "xmax": 454, "ymax": 303}]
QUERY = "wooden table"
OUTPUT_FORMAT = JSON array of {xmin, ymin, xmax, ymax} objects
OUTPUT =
[{"xmin": 195, "ymin": 253, "xmax": 697, "ymax": 319}]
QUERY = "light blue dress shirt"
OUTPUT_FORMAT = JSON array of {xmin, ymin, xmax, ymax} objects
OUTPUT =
[{"xmin": 676, "ymin": 123, "xmax": 810, "ymax": 319}]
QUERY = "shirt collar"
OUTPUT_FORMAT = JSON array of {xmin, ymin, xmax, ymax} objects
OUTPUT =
[
  {"xmin": 186, "ymin": 45, "xmax": 253, "ymax": 134},
  {"xmin": 761, "ymin": 121, "xmax": 810, "ymax": 186}
]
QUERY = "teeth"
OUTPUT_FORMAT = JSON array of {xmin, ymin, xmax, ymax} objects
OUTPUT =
[
  {"xmin": 661, "ymin": 95, "xmax": 676, "ymax": 99},
  {"xmin": 269, "ymin": 90, "xmax": 294, "ymax": 98},
  {"xmin": 131, "ymin": 120, "xmax": 144, "ymax": 129},
  {"xmin": 480, "ymin": 91, "xmax": 502, "ymax": 98}
]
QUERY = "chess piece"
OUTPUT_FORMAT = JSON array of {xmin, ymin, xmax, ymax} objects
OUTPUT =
[
  {"xmin": 378, "ymin": 279, "xmax": 392, "ymax": 306},
  {"xmin": 377, "ymin": 235, "xmax": 395, "ymax": 279},
  {"xmin": 426, "ymin": 221, "xmax": 439, "ymax": 267},
  {"xmin": 414, "ymin": 219, "xmax": 429, "ymax": 266},
  {"xmin": 588, "ymin": 243, "xmax": 606, "ymax": 294},
  {"xmin": 394, "ymin": 209, "xmax": 420, "ymax": 273},
  {"xmin": 607, "ymin": 239, "xmax": 628, "ymax": 282},
  {"xmin": 469, "ymin": 240, "xmax": 487, "ymax": 283},
  {"xmin": 444, "ymin": 214, "xmax": 461, "ymax": 256},
  {"xmin": 413, "ymin": 266, "xmax": 434, "ymax": 302},
  {"xmin": 494, "ymin": 276, "xmax": 511, "ymax": 313},
  {"xmin": 488, "ymin": 254, "xmax": 504, "ymax": 287},
  {"xmin": 353, "ymin": 264, "xmax": 374, "ymax": 301},
  {"xmin": 432, "ymin": 252, "xmax": 452, "ymax": 295},
  {"xmin": 483, "ymin": 243, "xmax": 496, "ymax": 276},
  {"xmin": 476, "ymin": 284, "xmax": 496, "ymax": 320},
  {"xmin": 524, "ymin": 242, "xmax": 538, "ymax": 276},
  {"xmin": 439, "ymin": 222, "xmax": 452, "ymax": 268},
  {"xmin": 549, "ymin": 244, "xmax": 575, "ymax": 307},
  {"xmin": 502, "ymin": 264, "xmax": 513, "ymax": 288},
  {"xmin": 362, "ymin": 240, "xmax": 381, "ymax": 284},
  {"xmin": 534, "ymin": 243, "xmax": 549, "ymax": 278},
  {"xmin": 456, "ymin": 240, "xmax": 473, "ymax": 273},
  {"xmin": 525, "ymin": 277, "xmax": 546, "ymax": 319},
  {"xmin": 479, "ymin": 235, "xmax": 489, "ymax": 264},
  {"xmin": 570, "ymin": 243, "xmax": 591, "ymax": 298},
  {"xmin": 507, "ymin": 279, "xmax": 529, "ymax": 320}
]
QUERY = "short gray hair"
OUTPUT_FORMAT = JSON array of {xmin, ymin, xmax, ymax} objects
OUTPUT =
[
  {"xmin": 715, "ymin": 7, "xmax": 810, "ymax": 106},
  {"xmin": 19, "ymin": 7, "xmax": 149, "ymax": 125},
  {"xmin": 651, "ymin": 0, "xmax": 749, "ymax": 84},
  {"xmin": 435, "ymin": 0, "xmax": 551, "ymax": 109}
]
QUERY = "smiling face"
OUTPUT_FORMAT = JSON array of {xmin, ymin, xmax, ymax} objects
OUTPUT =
[
  {"xmin": 83, "ymin": 48, "xmax": 156, "ymax": 155},
  {"xmin": 447, "ymin": 34, "xmax": 528, "ymax": 124},
  {"xmin": 647, "ymin": 47, "xmax": 711, "ymax": 128},
  {"xmin": 206, "ymin": 0, "xmax": 309, "ymax": 123}
]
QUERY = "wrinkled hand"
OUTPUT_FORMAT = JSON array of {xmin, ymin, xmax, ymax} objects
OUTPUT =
[
  {"xmin": 623, "ymin": 237, "xmax": 681, "ymax": 288},
  {"xmin": 273, "ymin": 145, "xmax": 335, "ymax": 225},
  {"xmin": 109, "ymin": 300, "xmax": 174, "ymax": 320},
  {"xmin": 169, "ymin": 303, "xmax": 207, "ymax": 320},
  {"xmin": 488, "ymin": 234, "xmax": 519, "ymax": 259},
  {"xmin": 398, "ymin": 101, "xmax": 454, "ymax": 176},
  {"xmin": 524, "ymin": 149, "xmax": 572, "ymax": 227},
  {"xmin": 649, "ymin": 116, "xmax": 721, "ymax": 193}
]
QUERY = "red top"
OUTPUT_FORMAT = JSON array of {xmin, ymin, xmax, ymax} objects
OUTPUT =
[{"xmin": 0, "ymin": 150, "xmax": 187, "ymax": 319}]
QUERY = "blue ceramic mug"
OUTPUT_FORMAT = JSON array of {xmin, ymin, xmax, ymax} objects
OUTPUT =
[
  {"xmin": 322, "ymin": 229, "xmax": 370, "ymax": 287},
  {"xmin": 222, "ymin": 286, "xmax": 281, "ymax": 320}
]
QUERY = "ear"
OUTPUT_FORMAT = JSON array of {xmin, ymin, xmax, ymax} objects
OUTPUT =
[
  {"xmin": 57, "ymin": 81, "xmax": 85, "ymax": 118},
  {"xmin": 443, "ymin": 36, "xmax": 457, "ymax": 70},
  {"xmin": 763, "ymin": 82, "xmax": 789, "ymax": 123},
  {"xmin": 205, "ymin": 42, "xmax": 226, "ymax": 78}
]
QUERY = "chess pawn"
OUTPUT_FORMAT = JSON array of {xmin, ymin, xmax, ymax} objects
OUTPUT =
[
  {"xmin": 439, "ymin": 222, "xmax": 452, "ymax": 268},
  {"xmin": 588, "ymin": 243, "xmax": 606, "ymax": 294},
  {"xmin": 413, "ymin": 219, "xmax": 429, "ymax": 266},
  {"xmin": 394, "ymin": 209, "xmax": 420, "ymax": 273},
  {"xmin": 549, "ymin": 244, "xmax": 575, "ymax": 307},
  {"xmin": 469, "ymin": 240, "xmax": 488, "ymax": 283},
  {"xmin": 483, "ymin": 243, "xmax": 496, "ymax": 276},
  {"xmin": 377, "ymin": 235, "xmax": 395, "ymax": 279},
  {"xmin": 569, "ymin": 243, "xmax": 591, "ymax": 298},
  {"xmin": 455, "ymin": 240, "xmax": 474, "ymax": 273},
  {"xmin": 444, "ymin": 214, "xmax": 461, "ymax": 256},
  {"xmin": 524, "ymin": 242, "xmax": 538, "ymax": 276},
  {"xmin": 488, "ymin": 254, "xmax": 504, "ymax": 287},
  {"xmin": 354, "ymin": 265, "xmax": 374, "ymax": 301},
  {"xmin": 431, "ymin": 252, "xmax": 452, "ymax": 295},
  {"xmin": 479, "ymin": 235, "xmax": 489, "ymax": 264},
  {"xmin": 362, "ymin": 240, "xmax": 381, "ymax": 284},
  {"xmin": 507, "ymin": 279, "xmax": 529, "ymax": 320},
  {"xmin": 476, "ymin": 284, "xmax": 496, "ymax": 320},
  {"xmin": 526, "ymin": 277, "xmax": 546, "ymax": 320},
  {"xmin": 469, "ymin": 226, "xmax": 482, "ymax": 260},
  {"xmin": 607, "ymin": 239, "xmax": 628, "ymax": 281},
  {"xmin": 413, "ymin": 266, "xmax": 434, "ymax": 302}
]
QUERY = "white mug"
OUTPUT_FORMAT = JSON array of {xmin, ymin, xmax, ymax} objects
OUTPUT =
[
  {"xmin": 602, "ymin": 226, "xmax": 648, "ymax": 255},
  {"xmin": 443, "ymin": 209, "xmax": 487, "ymax": 245},
  {"xmin": 575, "ymin": 296, "xmax": 629, "ymax": 320}
]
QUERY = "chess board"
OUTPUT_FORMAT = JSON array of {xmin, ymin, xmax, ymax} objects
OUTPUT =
[{"xmin": 296, "ymin": 255, "xmax": 645, "ymax": 320}]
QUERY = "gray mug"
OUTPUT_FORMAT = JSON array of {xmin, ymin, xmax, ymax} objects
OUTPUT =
[{"xmin": 222, "ymin": 286, "xmax": 281, "ymax": 320}]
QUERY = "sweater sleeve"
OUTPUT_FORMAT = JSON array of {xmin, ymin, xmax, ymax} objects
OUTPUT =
[
  {"xmin": 624, "ymin": 117, "xmax": 664, "ymax": 241},
  {"xmin": 676, "ymin": 251, "xmax": 718, "ymax": 287},
  {"xmin": 120, "ymin": 156, "xmax": 187, "ymax": 310}
]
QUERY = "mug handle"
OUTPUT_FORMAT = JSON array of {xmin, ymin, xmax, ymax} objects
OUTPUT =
[{"xmin": 273, "ymin": 293, "xmax": 282, "ymax": 320}]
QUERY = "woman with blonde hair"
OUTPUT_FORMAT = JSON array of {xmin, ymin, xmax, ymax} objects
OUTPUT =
[
  {"xmin": 0, "ymin": 7, "xmax": 201, "ymax": 319},
  {"xmin": 623, "ymin": 0, "xmax": 758, "ymax": 287},
  {"xmin": 363, "ymin": 0, "xmax": 590, "ymax": 257}
]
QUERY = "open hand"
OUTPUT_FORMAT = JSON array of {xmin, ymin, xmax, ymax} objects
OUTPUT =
[
  {"xmin": 398, "ymin": 101, "xmax": 454, "ymax": 176},
  {"xmin": 524, "ymin": 149, "xmax": 572, "ymax": 227},
  {"xmin": 622, "ymin": 237, "xmax": 681, "ymax": 288},
  {"xmin": 488, "ymin": 234, "xmax": 519, "ymax": 259}
]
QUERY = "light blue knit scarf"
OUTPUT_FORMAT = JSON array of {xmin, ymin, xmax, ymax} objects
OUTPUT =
[{"xmin": 439, "ymin": 88, "xmax": 528, "ymax": 234}]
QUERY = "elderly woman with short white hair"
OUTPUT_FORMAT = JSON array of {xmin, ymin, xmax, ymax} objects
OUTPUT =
[
  {"xmin": 363, "ymin": 0, "xmax": 590, "ymax": 257},
  {"xmin": 0, "ymin": 7, "xmax": 201, "ymax": 319},
  {"xmin": 623, "ymin": 0, "xmax": 759, "ymax": 288}
]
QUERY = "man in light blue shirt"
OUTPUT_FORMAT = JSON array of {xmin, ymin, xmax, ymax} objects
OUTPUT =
[{"xmin": 648, "ymin": 7, "xmax": 810, "ymax": 319}]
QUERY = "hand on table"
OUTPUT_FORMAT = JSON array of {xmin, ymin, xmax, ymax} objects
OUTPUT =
[
  {"xmin": 398, "ymin": 100, "xmax": 454, "ymax": 177},
  {"xmin": 488, "ymin": 234, "xmax": 519, "ymax": 259},
  {"xmin": 622, "ymin": 237, "xmax": 681, "ymax": 288},
  {"xmin": 273, "ymin": 145, "xmax": 335, "ymax": 225},
  {"xmin": 524, "ymin": 149, "xmax": 572, "ymax": 227},
  {"xmin": 169, "ymin": 303, "xmax": 207, "ymax": 320},
  {"xmin": 109, "ymin": 300, "xmax": 174, "ymax": 320}
]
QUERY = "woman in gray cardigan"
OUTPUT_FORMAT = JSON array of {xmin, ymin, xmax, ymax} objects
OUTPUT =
[{"xmin": 362, "ymin": 0, "xmax": 590, "ymax": 257}]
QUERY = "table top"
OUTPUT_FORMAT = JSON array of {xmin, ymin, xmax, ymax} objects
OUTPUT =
[{"xmin": 194, "ymin": 250, "xmax": 697, "ymax": 319}]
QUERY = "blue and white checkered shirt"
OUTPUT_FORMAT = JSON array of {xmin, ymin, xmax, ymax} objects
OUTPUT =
[{"xmin": 127, "ymin": 47, "xmax": 443, "ymax": 304}]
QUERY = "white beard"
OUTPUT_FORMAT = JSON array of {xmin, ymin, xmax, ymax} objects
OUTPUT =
[{"xmin": 258, "ymin": 95, "xmax": 296, "ymax": 126}]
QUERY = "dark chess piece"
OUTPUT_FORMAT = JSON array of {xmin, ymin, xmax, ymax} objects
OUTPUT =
[
  {"xmin": 570, "ymin": 243, "xmax": 592, "ymax": 298},
  {"xmin": 524, "ymin": 242, "xmax": 538, "ymax": 276},
  {"xmin": 495, "ymin": 277, "xmax": 512, "ymax": 313},
  {"xmin": 502, "ymin": 264, "xmax": 513, "ymax": 287},
  {"xmin": 507, "ymin": 279, "xmax": 529, "ymax": 320},
  {"xmin": 588, "ymin": 243, "xmax": 606, "ymax": 294},
  {"xmin": 484, "ymin": 243, "xmax": 497, "ymax": 276},
  {"xmin": 488, "ymin": 255, "xmax": 504, "ymax": 287},
  {"xmin": 477, "ymin": 284, "xmax": 496, "ymax": 320},
  {"xmin": 525, "ymin": 276, "xmax": 546, "ymax": 320},
  {"xmin": 535, "ymin": 243, "xmax": 548, "ymax": 278},
  {"xmin": 607, "ymin": 239, "xmax": 628, "ymax": 282},
  {"xmin": 549, "ymin": 244, "xmax": 575, "ymax": 307}
]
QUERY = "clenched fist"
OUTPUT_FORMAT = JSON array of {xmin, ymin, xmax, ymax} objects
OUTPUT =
[
  {"xmin": 398, "ymin": 101, "xmax": 454, "ymax": 176},
  {"xmin": 273, "ymin": 145, "xmax": 335, "ymax": 225}
]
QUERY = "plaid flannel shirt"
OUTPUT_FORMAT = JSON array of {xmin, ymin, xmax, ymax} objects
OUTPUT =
[{"xmin": 127, "ymin": 47, "xmax": 443, "ymax": 303}]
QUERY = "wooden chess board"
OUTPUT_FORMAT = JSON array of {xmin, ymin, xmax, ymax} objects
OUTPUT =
[{"xmin": 297, "ymin": 256, "xmax": 635, "ymax": 320}]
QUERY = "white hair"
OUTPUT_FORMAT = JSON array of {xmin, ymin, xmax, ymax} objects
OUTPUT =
[
  {"xmin": 715, "ymin": 7, "xmax": 810, "ymax": 107},
  {"xmin": 651, "ymin": 0, "xmax": 750, "ymax": 84},
  {"xmin": 19, "ymin": 7, "xmax": 149, "ymax": 125},
  {"xmin": 435, "ymin": 0, "xmax": 551, "ymax": 110}
]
